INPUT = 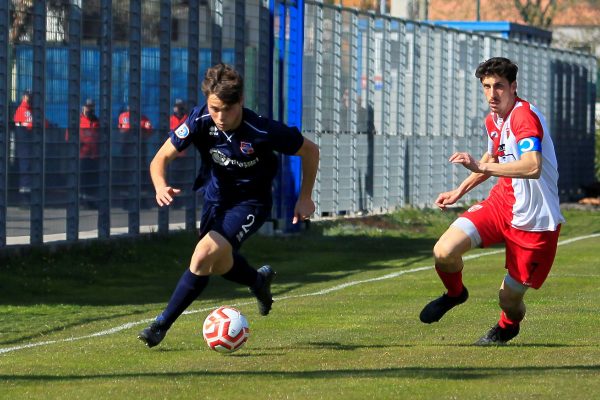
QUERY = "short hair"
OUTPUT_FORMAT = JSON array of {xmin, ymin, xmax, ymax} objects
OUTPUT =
[
  {"xmin": 201, "ymin": 63, "xmax": 244, "ymax": 105},
  {"xmin": 475, "ymin": 57, "xmax": 518, "ymax": 83}
]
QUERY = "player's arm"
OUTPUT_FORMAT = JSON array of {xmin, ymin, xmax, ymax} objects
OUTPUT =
[
  {"xmin": 435, "ymin": 152, "xmax": 494, "ymax": 209},
  {"xmin": 292, "ymin": 137, "xmax": 320, "ymax": 224},
  {"xmin": 150, "ymin": 138, "xmax": 181, "ymax": 206},
  {"xmin": 450, "ymin": 138, "xmax": 542, "ymax": 179}
]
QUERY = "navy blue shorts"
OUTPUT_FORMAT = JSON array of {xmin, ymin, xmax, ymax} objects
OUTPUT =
[{"xmin": 199, "ymin": 201, "xmax": 271, "ymax": 250}]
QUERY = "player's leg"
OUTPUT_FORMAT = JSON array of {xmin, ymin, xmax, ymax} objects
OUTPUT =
[
  {"xmin": 475, "ymin": 226, "xmax": 560, "ymax": 345},
  {"xmin": 420, "ymin": 223, "xmax": 472, "ymax": 323},
  {"xmin": 221, "ymin": 252, "xmax": 276, "ymax": 316},
  {"xmin": 138, "ymin": 231, "xmax": 232, "ymax": 347},
  {"xmin": 475, "ymin": 276, "xmax": 526, "ymax": 345},
  {"xmin": 215, "ymin": 204, "xmax": 275, "ymax": 316}
]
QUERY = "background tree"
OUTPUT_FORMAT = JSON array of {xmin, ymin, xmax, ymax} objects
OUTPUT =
[{"xmin": 513, "ymin": 0, "xmax": 557, "ymax": 28}]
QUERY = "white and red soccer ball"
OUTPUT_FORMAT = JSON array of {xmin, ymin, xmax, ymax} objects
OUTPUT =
[{"xmin": 202, "ymin": 306, "xmax": 250, "ymax": 353}]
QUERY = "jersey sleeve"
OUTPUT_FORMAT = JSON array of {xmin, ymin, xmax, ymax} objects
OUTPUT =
[
  {"xmin": 169, "ymin": 104, "xmax": 209, "ymax": 152},
  {"xmin": 484, "ymin": 114, "xmax": 497, "ymax": 156},
  {"xmin": 510, "ymin": 106, "xmax": 543, "ymax": 142},
  {"xmin": 266, "ymin": 119, "xmax": 305, "ymax": 155}
]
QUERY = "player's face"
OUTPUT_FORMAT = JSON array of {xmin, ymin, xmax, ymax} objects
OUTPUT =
[
  {"xmin": 481, "ymin": 74, "xmax": 517, "ymax": 118},
  {"xmin": 207, "ymin": 94, "xmax": 243, "ymax": 132}
]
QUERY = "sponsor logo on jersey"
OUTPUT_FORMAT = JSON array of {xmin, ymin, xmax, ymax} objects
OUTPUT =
[
  {"xmin": 210, "ymin": 148, "xmax": 259, "ymax": 168},
  {"xmin": 240, "ymin": 141, "xmax": 254, "ymax": 155},
  {"xmin": 467, "ymin": 204, "xmax": 483, "ymax": 213},
  {"xmin": 175, "ymin": 123, "xmax": 189, "ymax": 139}
]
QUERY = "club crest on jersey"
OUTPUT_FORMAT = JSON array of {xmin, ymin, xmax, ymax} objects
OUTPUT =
[
  {"xmin": 240, "ymin": 141, "xmax": 254, "ymax": 155},
  {"xmin": 175, "ymin": 123, "xmax": 189, "ymax": 139},
  {"xmin": 497, "ymin": 144, "xmax": 506, "ymax": 156},
  {"xmin": 209, "ymin": 126, "xmax": 219, "ymax": 136}
]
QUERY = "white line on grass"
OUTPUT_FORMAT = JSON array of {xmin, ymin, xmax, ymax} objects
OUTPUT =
[{"xmin": 1, "ymin": 233, "xmax": 598, "ymax": 355}]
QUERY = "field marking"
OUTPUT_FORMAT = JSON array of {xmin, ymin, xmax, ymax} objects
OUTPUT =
[{"xmin": 1, "ymin": 232, "xmax": 598, "ymax": 355}]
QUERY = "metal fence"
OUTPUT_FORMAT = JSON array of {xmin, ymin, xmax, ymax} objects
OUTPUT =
[
  {"xmin": 0, "ymin": 0, "xmax": 278, "ymax": 246},
  {"xmin": 0, "ymin": 0, "xmax": 596, "ymax": 247},
  {"xmin": 303, "ymin": 1, "xmax": 597, "ymax": 217}
]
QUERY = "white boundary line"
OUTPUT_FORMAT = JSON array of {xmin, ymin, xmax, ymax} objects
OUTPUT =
[{"xmin": 1, "ymin": 233, "xmax": 598, "ymax": 355}]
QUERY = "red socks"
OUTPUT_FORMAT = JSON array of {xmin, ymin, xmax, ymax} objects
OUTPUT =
[
  {"xmin": 499, "ymin": 311, "xmax": 521, "ymax": 329},
  {"xmin": 435, "ymin": 265, "xmax": 464, "ymax": 297}
]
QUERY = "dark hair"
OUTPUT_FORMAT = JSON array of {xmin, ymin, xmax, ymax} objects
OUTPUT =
[
  {"xmin": 201, "ymin": 63, "xmax": 244, "ymax": 105},
  {"xmin": 475, "ymin": 57, "xmax": 518, "ymax": 83}
]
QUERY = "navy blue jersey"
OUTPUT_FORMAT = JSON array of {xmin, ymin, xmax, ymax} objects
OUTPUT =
[{"xmin": 169, "ymin": 105, "xmax": 304, "ymax": 205}]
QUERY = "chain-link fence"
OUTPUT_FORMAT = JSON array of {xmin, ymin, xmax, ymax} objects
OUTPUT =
[
  {"xmin": 303, "ymin": 1, "xmax": 596, "ymax": 218},
  {"xmin": 0, "ymin": 1, "xmax": 596, "ymax": 247}
]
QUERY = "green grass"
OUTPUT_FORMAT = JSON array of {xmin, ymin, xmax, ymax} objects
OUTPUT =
[{"xmin": 1, "ymin": 208, "xmax": 599, "ymax": 399}]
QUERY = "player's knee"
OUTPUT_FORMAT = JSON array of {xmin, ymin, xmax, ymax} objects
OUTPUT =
[
  {"xmin": 433, "ymin": 240, "xmax": 459, "ymax": 264},
  {"xmin": 190, "ymin": 243, "xmax": 224, "ymax": 275}
]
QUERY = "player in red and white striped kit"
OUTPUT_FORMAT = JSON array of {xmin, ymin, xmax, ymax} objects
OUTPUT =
[{"xmin": 419, "ymin": 57, "xmax": 565, "ymax": 345}]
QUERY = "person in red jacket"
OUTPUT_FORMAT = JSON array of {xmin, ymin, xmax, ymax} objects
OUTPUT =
[
  {"xmin": 79, "ymin": 98, "xmax": 101, "ymax": 201},
  {"xmin": 118, "ymin": 105, "xmax": 153, "ymax": 137},
  {"xmin": 117, "ymin": 105, "xmax": 154, "ymax": 190},
  {"xmin": 13, "ymin": 90, "xmax": 33, "ymax": 193},
  {"xmin": 170, "ymin": 98, "xmax": 187, "ymax": 130}
]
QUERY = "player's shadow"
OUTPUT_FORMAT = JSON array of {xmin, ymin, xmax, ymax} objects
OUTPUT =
[{"xmin": 1, "ymin": 364, "xmax": 599, "ymax": 382}]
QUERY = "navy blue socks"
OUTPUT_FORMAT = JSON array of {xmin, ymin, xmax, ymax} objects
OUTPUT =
[
  {"xmin": 158, "ymin": 269, "xmax": 209, "ymax": 329},
  {"xmin": 221, "ymin": 252, "xmax": 260, "ymax": 288}
]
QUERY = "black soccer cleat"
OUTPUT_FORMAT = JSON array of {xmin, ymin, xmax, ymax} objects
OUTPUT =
[
  {"xmin": 250, "ymin": 265, "xmax": 276, "ymax": 316},
  {"xmin": 474, "ymin": 323, "xmax": 520, "ymax": 346},
  {"xmin": 138, "ymin": 320, "xmax": 168, "ymax": 348},
  {"xmin": 419, "ymin": 286, "xmax": 469, "ymax": 324}
]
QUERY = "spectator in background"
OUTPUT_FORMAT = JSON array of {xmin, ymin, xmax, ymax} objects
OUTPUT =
[
  {"xmin": 78, "ymin": 98, "xmax": 100, "ymax": 200},
  {"xmin": 118, "ymin": 105, "xmax": 154, "ymax": 178},
  {"xmin": 118, "ymin": 105, "xmax": 153, "ymax": 138},
  {"xmin": 170, "ymin": 99, "xmax": 188, "ymax": 157},
  {"xmin": 13, "ymin": 90, "xmax": 33, "ymax": 194},
  {"xmin": 170, "ymin": 98, "xmax": 187, "ymax": 130}
]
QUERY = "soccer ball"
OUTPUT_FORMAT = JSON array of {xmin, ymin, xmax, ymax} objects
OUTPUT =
[{"xmin": 202, "ymin": 306, "xmax": 250, "ymax": 353}]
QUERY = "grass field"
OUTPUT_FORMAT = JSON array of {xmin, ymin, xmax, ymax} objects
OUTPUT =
[{"xmin": 1, "ymin": 207, "xmax": 599, "ymax": 399}]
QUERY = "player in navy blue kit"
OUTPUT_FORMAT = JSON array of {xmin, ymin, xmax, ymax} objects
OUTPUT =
[{"xmin": 138, "ymin": 63, "xmax": 320, "ymax": 348}]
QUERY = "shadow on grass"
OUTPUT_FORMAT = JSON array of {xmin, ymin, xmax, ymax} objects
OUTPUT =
[
  {"xmin": 0, "ymin": 231, "xmax": 438, "ymax": 307},
  {"xmin": 449, "ymin": 343, "xmax": 591, "ymax": 348},
  {"xmin": 1, "ymin": 364, "xmax": 599, "ymax": 382}
]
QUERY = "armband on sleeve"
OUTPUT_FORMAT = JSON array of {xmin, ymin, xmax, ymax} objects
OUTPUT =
[{"xmin": 518, "ymin": 137, "xmax": 541, "ymax": 154}]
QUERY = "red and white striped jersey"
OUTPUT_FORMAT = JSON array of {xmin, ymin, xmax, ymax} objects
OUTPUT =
[{"xmin": 484, "ymin": 97, "xmax": 564, "ymax": 231}]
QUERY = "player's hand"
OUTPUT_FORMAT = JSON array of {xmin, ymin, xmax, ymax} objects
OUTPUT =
[
  {"xmin": 449, "ymin": 152, "xmax": 482, "ymax": 173},
  {"xmin": 292, "ymin": 197, "xmax": 316, "ymax": 224},
  {"xmin": 435, "ymin": 189, "xmax": 461, "ymax": 210},
  {"xmin": 155, "ymin": 186, "xmax": 181, "ymax": 207}
]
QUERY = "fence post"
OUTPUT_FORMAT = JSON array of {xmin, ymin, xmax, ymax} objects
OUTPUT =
[
  {"xmin": 157, "ymin": 0, "xmax": 171, "ymax": 234},
  {"xmin": 30, "ymin": 0, "xmax": 47, "ymax": 245},
  {"xmin": 128, "ymin": 0, "xmax": 142, "ymax": 234},
  {"xmin": 66, "ymin": 1, "xmax": 83, "ymax": 241},
  {"xmin": 0, "ymin": 0, "xmax": 8, "ymax": 246},
  {"xmin": 280, "ymin": 0, "xmax": 304, "ymax": 232}
]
